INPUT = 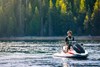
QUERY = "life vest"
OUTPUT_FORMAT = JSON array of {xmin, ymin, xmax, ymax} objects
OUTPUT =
[
  {"xmin": 66, "ymin": 36, "xmax": 74, "ymax": 45},
  {"xmin": 67, "ymin": 36, "xmax": 74, "ymax": 41}
]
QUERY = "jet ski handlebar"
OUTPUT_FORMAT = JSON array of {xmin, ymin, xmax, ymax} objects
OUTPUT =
[{"xmin": 68, "ymin": 41, "xmax": 84, "ymax": 46}]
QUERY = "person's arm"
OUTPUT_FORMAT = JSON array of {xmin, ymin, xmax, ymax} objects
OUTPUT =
[
  {"xmin": 65, "ymin": 37, "xmax": 68, "ymax": 44},
  {"xmin": 73, "ymin": 37, "xmax": 74, "ymax": 41}
]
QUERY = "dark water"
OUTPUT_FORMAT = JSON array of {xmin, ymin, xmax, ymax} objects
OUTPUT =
[{"xmin": 0, "ymin": 41, "xmax": 100, "ymax": 67}]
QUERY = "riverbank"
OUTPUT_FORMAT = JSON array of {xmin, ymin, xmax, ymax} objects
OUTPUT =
[{"xmin": 0, "ymin": 36, "xmax": 100, "ymax": 41}]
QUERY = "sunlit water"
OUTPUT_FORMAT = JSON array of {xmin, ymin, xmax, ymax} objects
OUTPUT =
[{"xmin": 0, "ymin": 41, "xmax": 100, "ymax": 67}]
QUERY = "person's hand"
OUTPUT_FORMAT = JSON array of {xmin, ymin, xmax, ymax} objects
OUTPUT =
[{"xmin": 63, "ymin": 46, "xmax": 68, "ymax": 53}]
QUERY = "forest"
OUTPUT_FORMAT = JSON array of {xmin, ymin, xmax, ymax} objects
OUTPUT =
[{"xmin": 0, "ymin": 0, "xmax": 99, "ymax": 37}]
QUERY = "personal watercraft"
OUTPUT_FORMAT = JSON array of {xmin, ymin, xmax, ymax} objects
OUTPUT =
[{"xmin": 53, "ymin": 41, "xmax": 88, "ymax": 58}]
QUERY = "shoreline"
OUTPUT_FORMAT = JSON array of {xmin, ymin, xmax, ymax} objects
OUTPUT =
[{"xmin": 0, "ymin": 36, "xmax": 100, "ymax": 41}]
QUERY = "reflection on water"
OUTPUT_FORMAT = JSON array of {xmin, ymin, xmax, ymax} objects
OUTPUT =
[{"xmin": 0, "ymin": 41, "xmax": 100, "ymax": 67}]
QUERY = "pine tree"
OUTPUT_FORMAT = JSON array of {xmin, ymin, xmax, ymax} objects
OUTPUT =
[
  {"xmin": 49, "ymin": 0, "xmax": 53, "ymax": 9},
  {"xmin": 79, "ymin": 0, "xmax": 86, "ymax": 13},
  {"xmin": 91, "ymin": 0, "xmax": 100, "ymax": 35},
  {"xmin": 56, "ymin": 0, "xmax": 59, "ymax": 9}
]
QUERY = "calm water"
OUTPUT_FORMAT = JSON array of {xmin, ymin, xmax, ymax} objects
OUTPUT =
[{"xmin": 0, "ymin": 41, "xmax": 100, "ymax": 67}]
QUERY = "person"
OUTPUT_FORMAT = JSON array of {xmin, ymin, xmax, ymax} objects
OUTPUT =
[{"xmin": 63, "ymin": 30, "xmax": 74, "ymax": 53}]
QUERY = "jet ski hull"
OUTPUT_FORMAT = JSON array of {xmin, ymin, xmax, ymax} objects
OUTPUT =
[{"xmin": 53, "ymin": 50, "xmax": 88, "ymax": 58}]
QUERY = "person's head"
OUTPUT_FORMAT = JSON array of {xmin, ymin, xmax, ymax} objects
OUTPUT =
[{"xmin": 67, "ymin": 30, "xmax": 72, "ymax": 36}]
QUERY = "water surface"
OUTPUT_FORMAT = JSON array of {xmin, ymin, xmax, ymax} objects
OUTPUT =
[{"xmin": 0, "ymin": 41, "xmax": 100, "ymax": 67}]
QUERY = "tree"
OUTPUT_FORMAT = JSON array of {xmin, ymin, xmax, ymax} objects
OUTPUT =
[
  {"xmin": 79, "ymin": 0, "xmax": 86, "ymax": 13},
  {"xmin": 91, "ymin": 0, "xmax": 100, "ymax": 35},
  {"xmin": 0, "ymin": 0, "xmax": 99, "ymax": 36}
]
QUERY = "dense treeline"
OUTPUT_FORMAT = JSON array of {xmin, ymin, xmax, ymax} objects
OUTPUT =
[{"xmin": 0, "ymin": 0, "xmax": 99, "ymax": 37}]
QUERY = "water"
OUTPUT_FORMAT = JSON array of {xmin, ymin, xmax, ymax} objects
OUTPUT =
[{"xmin": 0, "ymin": 41, "xmax": 100, "ymax": 67}]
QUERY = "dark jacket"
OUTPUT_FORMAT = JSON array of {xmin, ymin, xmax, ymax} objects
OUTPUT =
[{"xmin": 65, "ymin": 36, "xmax": 74, "ymax": 44}]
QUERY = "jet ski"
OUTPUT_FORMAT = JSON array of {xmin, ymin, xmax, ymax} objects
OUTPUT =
[{"xmin": 53, "ymin": 41, "xmax": 88, "ymax": 58}]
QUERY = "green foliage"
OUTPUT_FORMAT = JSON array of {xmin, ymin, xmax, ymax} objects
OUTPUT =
[
  {"xmin": 55, "ymin": 0, "xmax": 59, "ymax": 9},
  {"xmin": 79, "ymin": 0, "xmax": 86, "ymax": 13},
  {"xmin": 49, "ymin": 0, "xmax": 53, "ymax": 9},
  {"xmin": 91, "ymin": 0, "xmax": 99, "ymax": 20},
  {"xmin": 0, "ymin": 0, "xmax": 99, "ymax": 37},
  {"xmin": 90, "ymin": 0, "xmax": 100, "ymax": 35},
  {"xmin": 60, "ymin": 2, "xmax": 66, "ymax": 14}
]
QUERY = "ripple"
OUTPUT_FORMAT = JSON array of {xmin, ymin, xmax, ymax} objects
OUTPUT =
[{"xmin": 0, "ymin": 41, "xmax": 99, "ymax": 67}]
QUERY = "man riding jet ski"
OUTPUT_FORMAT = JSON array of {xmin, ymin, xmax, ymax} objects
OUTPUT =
[
  {"xmin": 64, "ymin": 30, "xmax": 74, "ymax": 53},
  {"xmin": 53, "ymin": 30, "xmax": 88, "ymax": 58}
]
